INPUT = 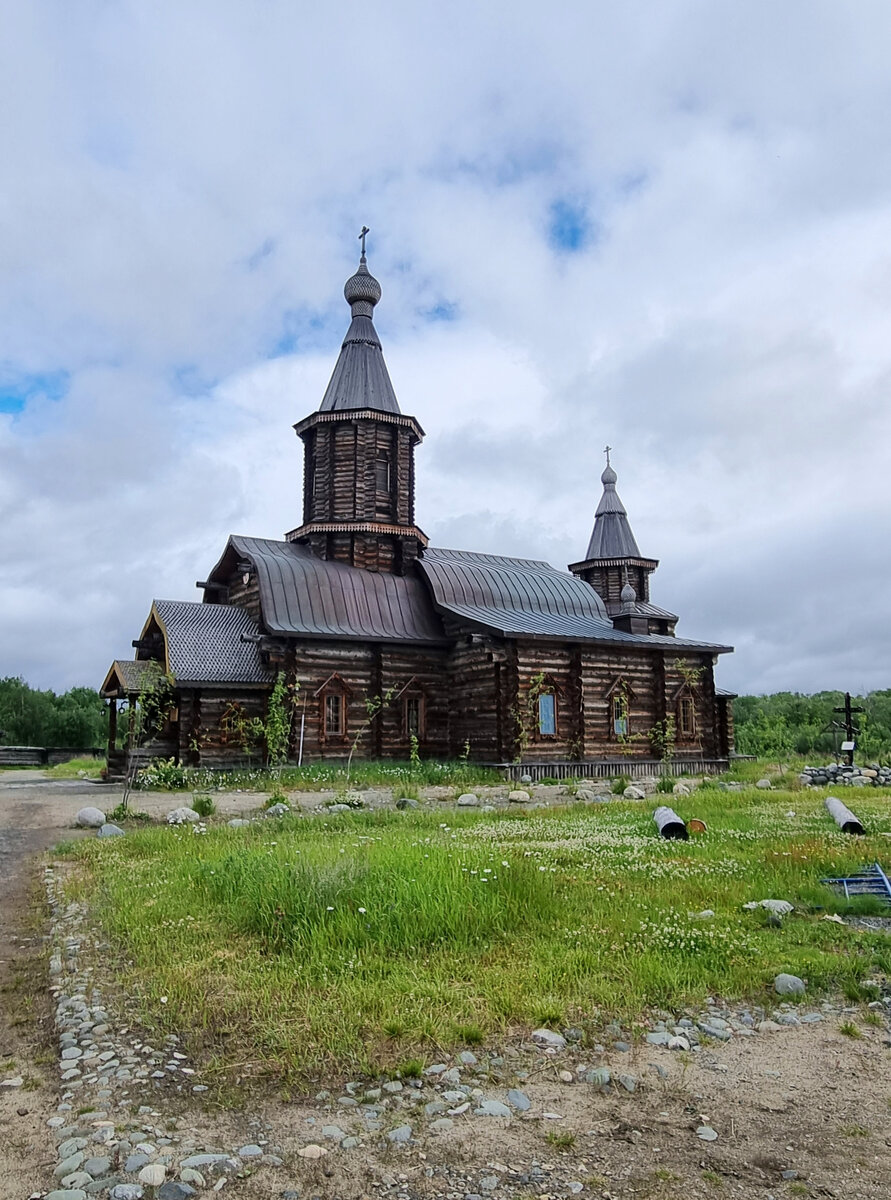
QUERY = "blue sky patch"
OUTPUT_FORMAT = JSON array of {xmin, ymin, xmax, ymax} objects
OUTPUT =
[
  {"xmin": 548, "ymin": 199, "xmax": 594, "ymax": 252},
  {"xmin": 0, "ymin": 369, "xmax": 70, "ymax": 414},
  {"xmin": 421, "ymin": 301, "xmax": 459, "ymax": 322}
]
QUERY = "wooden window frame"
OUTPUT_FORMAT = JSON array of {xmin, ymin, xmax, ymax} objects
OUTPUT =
[
  {"xmin": 537, "ymin": 691, "xmax": 557, "ymax": 738},
  {"xmin": 324, "ymin": 692, "xmax": 345, "ymax": 738},
  {"xmin": 403, "ymin": 693, "xmax": 426, "ymax": 740},
  {"xmin": 678, "ymin": 694, "xmax": 696, "ymax": 739},
  {"xmin": 314, "ymin": 673, "xmax": 352, "ymax": 745},
  {"xmin": 604, "ymin": 677, "xmax": 634, "ymax": 742}
]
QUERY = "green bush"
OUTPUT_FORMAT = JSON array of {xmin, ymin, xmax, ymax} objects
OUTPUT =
[{"xmin": 192, "ymin": 793, "xmax": 216, "ymax": 818}]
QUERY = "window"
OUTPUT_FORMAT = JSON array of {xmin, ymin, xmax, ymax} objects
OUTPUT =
[
  {"xmin": 324, "ymin": 693, "xmax": 344, "ymax": 737},
  {"xmin": 679, "ymin": 696, "xmax": 695, "ymax": 737},
  {"xmin": 612, "ymin": 695, "xmax": 628, "ymax": 738},
  {"xmin": 538, "ymin": 692, "xmax": 557, "ymax": 736},
  {"xmin": 375, "ymin": 454, "xmax": 390, "ymax": 493},
  {"xmin": 404, "ymin": 695, "xmax": 424, "ymax": 739}
]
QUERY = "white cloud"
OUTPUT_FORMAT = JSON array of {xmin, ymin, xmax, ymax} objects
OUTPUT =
[{"xmin": 1, "ymin": 1, "xmax": 891, "ymax": 694}]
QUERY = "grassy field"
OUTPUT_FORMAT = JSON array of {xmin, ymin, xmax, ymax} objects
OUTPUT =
[{"xmin": 61, "ymin": 786, "xmax": 891, "ymax": 1086}]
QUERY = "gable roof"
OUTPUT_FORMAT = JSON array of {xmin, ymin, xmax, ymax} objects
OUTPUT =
[
  {"xmin": 148, "ymin": 600, "xmax": 274, "ymax": 686},
  {"xmin": 208, "ymin": 535, "xmax": 446, "ymax": 645}
]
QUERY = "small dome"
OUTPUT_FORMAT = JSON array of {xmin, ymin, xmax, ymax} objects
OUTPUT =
[
  {"xmin": 601, "ymin": 463, "xmax": 617, "ymax": 486},
  {"xmin": 621, "ymin": 580, "xmax": 637, "ymax": 604},
  {"xmin": 344, "ymin": 256, "xmax": 382, "ymax": 309}
]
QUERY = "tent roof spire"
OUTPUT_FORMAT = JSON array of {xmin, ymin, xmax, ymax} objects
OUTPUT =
[
  {"xmin": 584, "ymin": 452, "xmax": 643, "ymax": 560},
  {"xmin": 318, "ymin": 228, "xmax": 401, "ymax": 415}
]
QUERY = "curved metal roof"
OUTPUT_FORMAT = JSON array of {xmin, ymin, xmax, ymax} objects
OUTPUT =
[
  {"xmin": 418, "ymin": 547, "xmax": 730, "ymax": 651},
  {"xmin": 212, "ymin": 536, "xmax": 446, "ymax": 644}
]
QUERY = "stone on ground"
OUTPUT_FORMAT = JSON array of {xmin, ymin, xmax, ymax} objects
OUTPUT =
[
  {"xmin": 75, "ymin": 806, "xmax": 105, "ymax": 828},
  {"xmin": 166, "ymin": 807, "xmax": 200, "ymax": 825},
  {"xmin": 97, "ymin": 823, "xmax": 125, "ymax": 837},
  {"xmin": 457, "ymin": 793, "xmax": 479, "ymax": 806},
  {"xmin": 531, "ymin": 1027, "xmax": 567, "ymax": 1049},
  {"xmin": 774, "ymin": 972, "xmax": 806, "ymax": 996},
  {"xmin": 624, "ymin": 785, "xmax": 646, "ymax": 799},
  {"xmin": 508, "ymin": 789, "xmax": 531, "ymax": 803}
]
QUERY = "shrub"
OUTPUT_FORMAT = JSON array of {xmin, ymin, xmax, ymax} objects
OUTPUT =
[
  {"xmin": 192, "ymin": 793, "xmax": 216, "ymax": 818},
  {"xmin": 656, "ymin": 777, "xmax": 675, "ymax": 793}
]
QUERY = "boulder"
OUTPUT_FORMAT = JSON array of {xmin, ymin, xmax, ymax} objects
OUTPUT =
[
  {"xmin": 264, "ymin": 802, "xmax": 290, "ymax": 817},
  {"xmin": 774, "ymin": 973, "xmax": 806, "ymax": 996},
  {"xmin": 457, "ymin": 793, "xmax": 480, "ymax": 806},
  {"xmin": 531, "ymin": 1027, "xmax": 566, "ymax": 1049},
  {"xmin": 75, "ymin": 807, "xmax": 105, "ymax": 828},
  {"xmin": 508, "ymin": 790, "xmax": 532, "ymax": 803},
  {"xmin": 166, "ymin": 807, "xmax": 200, "ymax": 824},
  {"xmin": 755, "ymin": 778, "xmax": 772, "ymax": 789},
  {"xmin": 97, "ymin": 823, "xmax": 125, "ymax": 838},
  {"xmin": 623, "ymin": 785, "xmax": 645, "ymax": 800}
]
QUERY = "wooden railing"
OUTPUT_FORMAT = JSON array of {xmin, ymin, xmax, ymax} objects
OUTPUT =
[{"xmin": 492, "ymin": 758, "xmax": 730, "ymax": 782}]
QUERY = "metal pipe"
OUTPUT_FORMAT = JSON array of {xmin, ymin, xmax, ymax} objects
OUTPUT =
[
  {"xmin": 825, "ymin": 795, "xmax": 865, "ymax": 836},
  {"xmin": 653, "ymin": 805, "xmax": 689, "ymax": 840}
]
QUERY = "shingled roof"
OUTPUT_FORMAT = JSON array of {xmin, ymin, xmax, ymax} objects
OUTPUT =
[
  {"xmin": 149, "ymin": 600, "xmax": 274, "ymax": 686},
  {"xmin": 585, "ymin": 461, "xmax": 646, "ymax": 561},
  {"xmin": 318, "ymin": 251, "xmax": 401, "ymax": 415}
]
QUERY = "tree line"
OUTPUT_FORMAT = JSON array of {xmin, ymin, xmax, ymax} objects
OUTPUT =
[
  {"xmin": 734, "ymin": 690, "xmax": 891, "ymax": 760},
  {"xmin": 0, "ymin": 676, "xmax": 107, "ymax": 748}
]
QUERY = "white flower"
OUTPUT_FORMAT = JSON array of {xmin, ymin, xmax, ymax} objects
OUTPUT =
[
  {"xmin": 326, "ymin": 906, "xmax": 334, "ymax": 911},
  {"xmin": 358, "ymin": 907, "xmax": 367, "ymax": 914}
]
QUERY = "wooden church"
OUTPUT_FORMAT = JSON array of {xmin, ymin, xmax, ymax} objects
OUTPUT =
[{"xmin": 101, "ymin": 240, "xmax": 734, "ymax": 773}]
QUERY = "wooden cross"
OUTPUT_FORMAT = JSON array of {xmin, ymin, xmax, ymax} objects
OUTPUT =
[
  {"xmin": 359, "ymin": 225, "xmax": 370, "ymax": 256},
  {"xmin": 833, "ymin": 691, "xmax": 864, "ymax": 765}
]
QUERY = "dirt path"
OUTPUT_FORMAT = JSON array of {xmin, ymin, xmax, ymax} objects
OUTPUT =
[
  {"xmin": 0, "ymin": 772, "xmax": 119, "ymax": 1195},
  {"xmin": 3, "ymin": 775, "xmax": 891, "ymax": 1199}
]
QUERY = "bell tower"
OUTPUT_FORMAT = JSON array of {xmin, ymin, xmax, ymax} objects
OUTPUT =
[{"xmin": 286, "ymin": 231, "xmax": 427, "ymax": 573}]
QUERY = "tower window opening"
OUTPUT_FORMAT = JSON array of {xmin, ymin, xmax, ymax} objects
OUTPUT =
[{"xmin": 375, "ymin": 454, "xmax": 390, "ymax": 493}]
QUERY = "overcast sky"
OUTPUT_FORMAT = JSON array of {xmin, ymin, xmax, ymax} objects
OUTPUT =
[{"xmin": 2, "ymin": 1, "xmax": 890, "ymax": 697}]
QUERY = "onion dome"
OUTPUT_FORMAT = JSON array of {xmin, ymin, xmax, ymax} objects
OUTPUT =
[
  {"xmin": 585, "ymin": 456, "xmax": 643, "ymax": 560},
  {"xmin": 344, "ymin": 253, "xmax": 382, "ymax": 318},
  {"xmin": 620, "ymin": 579, "xmax": 637, "ymax": 604}
]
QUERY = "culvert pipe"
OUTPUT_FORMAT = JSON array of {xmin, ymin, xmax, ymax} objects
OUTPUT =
[
  {"xmin": 825, "ymin": 795, "xmax": 865, "ymax": 836},
  {"xmin": 653, "ymin": 805, "xmax": 689, "ymax": 840}
]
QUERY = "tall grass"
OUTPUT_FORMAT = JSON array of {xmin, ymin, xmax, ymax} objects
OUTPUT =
[
  {"xmin": 134, "ymin": 757, "xmax": 503, "ymax": 792},
  {"xmin": 63, "ymin": 790, "xmax": 891, "ymax": 1084}
]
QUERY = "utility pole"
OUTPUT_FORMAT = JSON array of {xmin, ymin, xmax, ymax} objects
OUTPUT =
[{"xmin": 833, "ymin": 692, "xmax": 864, "ymax": 766}]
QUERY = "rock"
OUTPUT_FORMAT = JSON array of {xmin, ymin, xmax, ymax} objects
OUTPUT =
[
  {"xmin": 0, "ymin": 1075, "xmax": 23, "ymax": 1087},
  {"xmin": 774, "ymin": 973, "xmax": 806, "ymax": 996},
  {"xmin": 179, "ymin": 1170, "xmax": 205, "ymax": 1186},
  {"xmin": 558, "ymin": 1069, "xmax": 573, "ymax": 1083},
  {"xmin": 646, "ymin": 1031, "xmax": 670, "ymax": 1046},
  {"xmin": 668, "ymin": 1036, "xmax": 690, "ymax": 1051},
  {"xmin": 585, "ymin": 1067, "xmax": 611, "ymax": 1088},
  {"xmin": 576, "ymin": 787, "xmax": 608, "ymax": 804},
  {"xmin": 237, "ymin": 1143, "xmax": 263, "ymax": 1156},
  {"xmin": 82, "ymin": 1156, "xmax": 111, "ymax": 1176},
  {"xmin": 75, "ymin": 807, "xmax": 106, "ymax": 828},
  {"xmin": 617, "ymin": 1073, "xmax": 637, "ymax": 1093},
  {"xmin": 458, "ymin": 1050, "xmax": 478, "ymax": 1064},
  {"xmin": 387, "ymin": 1124, "xmax": 413, "ymax": 1142},
  {"xmin": 623, "ymin": 785, "xmax": 645, "ymax": 800},
  {"xmin": 228, "ymin": 818, "xmax": 251, "ymax": 827},
  {"xmin": 264, "ymin": 802, "xmax": 290, "ymax": 817},
  {"xmin": 157, "ymin": 1186, "xmax": 196, "ymax": 1200},
  {"xmin": 696, "ymin": 1125, "xmax": 719, "ymax": 1141},
  {"xmin": 672, "ymin": 781, "xmax": 691, "ymax": 795},
  {"xmin": 507, "ymin": 1089, "xmax": 531, "ymax": 1111},
  {"xmin": 166, "ymin": 807, "xmax": 200, "ymax": 825},
  {"xmin": 508, "ymin": 790, "xmax": 531, "ymax": 803},
  {"xmin": 429, "ymin": 1118, "xmax": 454, "ymax": 1132},
  {"xmin": 55, "ymin": 1153, "xmax": 85, "ymax": 1178},
  {"xmin": 693, "ymin": 909, "xmax": 715, "ymax": 920},
  {"xmin": 138, "ymin": 1164, "xmax": 167, "ymax": 1187},
  {"xmin": 531, "ymin": 1028, "xmax": 566, "ymax": 1050},
  {"xmin": 46, "ymin": 1192, "xmax": 89, "ymax": 1200},
  {"xmin": 475, "ymin": 1099, "xmax": 511, "ymax": 1117},
  {"xmin": 297, "ymin": 1145, "xmax": 327, "ymax": 1159},
  {"xmin": 756, "ymin": 1019, "xmax": 783, "ymax": 1033},
  {"xmin": 110, "ymin": 1188, "xmax": 144, "ymax": 1200},
  {"xmin": 321, "ymin": 1126, "xmax": 346, "ymax": 1141},
  {"xmin": 519, "ymin": 773, "xmax": 533, "ymax": 784},
  {"xmin": 341, "ymin": 1136, "xmax": 361, "ymax": 1149},
  {"xmin": 743, "ymin": 899, "xmax": 794, "ymax": 916},
  {"xmin": 396, "ymin": 797, "xmax": 419, "ymax": 809},
  {"xmin": 97, "ymin": 823, "xmax": 125, "ymax": 838}
]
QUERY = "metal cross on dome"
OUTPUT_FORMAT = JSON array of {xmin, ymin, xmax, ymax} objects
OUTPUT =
[
  {"xmin": 604, "ymin": 445, "xmax": 612, "ymax": 467},
  {"xmin": 359, "ymin": 225, "xmax": 370, "ymax": 255}
]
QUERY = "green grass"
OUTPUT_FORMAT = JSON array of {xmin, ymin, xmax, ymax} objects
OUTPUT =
[
  {"xmin": 47, "ymin": 756, "xmax": 106, "ymax": 778},
  {"xmin": 60, "ymin": 787, "xmax": 891, "ymax": 1087},
  {"xmin": 133, "ymin": 757, "xmax": 503, "ymax": 792}
]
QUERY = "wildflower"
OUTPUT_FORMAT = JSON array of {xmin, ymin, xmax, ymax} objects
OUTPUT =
[{"xmin": 358, "ymin": 907, "xmax": 367, "ymax": 914}]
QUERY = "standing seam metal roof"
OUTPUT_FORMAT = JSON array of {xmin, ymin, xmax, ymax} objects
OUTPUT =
[{"xmin": 213, "ymin": 536, "xmax": 446, "ymax": 644}]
